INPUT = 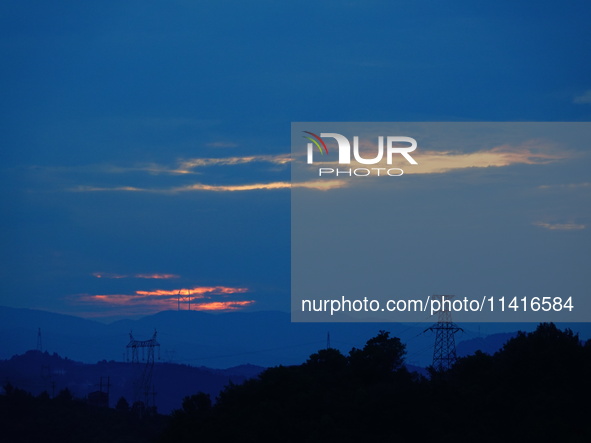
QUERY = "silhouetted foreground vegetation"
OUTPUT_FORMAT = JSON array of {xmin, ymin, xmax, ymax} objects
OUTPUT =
[
  {"xmin": 2, "ymin": 324, "xmax": 589, "ymax": 442},
  {"xmin": 0, "ymin": 386, "xmax": 167, "ymax": 443},
  {"xmin": 160, "ymin": 324, "xmax": 591, "ymax": 443},
  {"xmin": 0, "ymin": 350, "xmax": 263, "ymax": 415}
]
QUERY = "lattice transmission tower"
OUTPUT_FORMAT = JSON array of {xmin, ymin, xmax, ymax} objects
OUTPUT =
[
  {"xmin": 36, "ymin": 328, "xmax": 42, "ymax": 352},
  {"xmin": 126, "ymin": 330, "xmax": 160, "ymax": 413},
  {"xmin": 425, "ymin": 295, "xmax": 463, "ymax": 371},
  {"xmin": 177, "ymin": 289, "xmax": 192, "ymax": 310}
]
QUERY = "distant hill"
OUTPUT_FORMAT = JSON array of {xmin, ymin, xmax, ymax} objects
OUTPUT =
[
  {"xmin": 0, "ymin": 306, "xmax": 437, "ymax": 367},
  {"xmin": 0, "ymin": 350, "xmax": 265, "ymax": 414},
  {"xmin": 2, "ymin": 305, "xmax": 590, "ymax": 369},
  {"xmin": 456, "ymin": 332, "xmax": 518, "ymax": 357}
]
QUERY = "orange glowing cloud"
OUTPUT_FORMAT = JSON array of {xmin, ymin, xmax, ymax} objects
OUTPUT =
[
  {"xmin": 189, "ymin": 301, "xmax": 255, "ymax": 311},
  {"xmin": 69, "ymin": 299, "xmax": 256, "ymax": 318},
  {"xmin": 75, "ymin": 285, "xmax": 253, "ymax": 315},
  {"xmin": 135, "ymin": 286, "xmax": 248, "ymax": 296}
]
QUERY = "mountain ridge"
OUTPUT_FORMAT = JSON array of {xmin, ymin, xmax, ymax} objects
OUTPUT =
[{"xmin": 3, "ymin": 305, "xmax": 589, "ymax": 368}]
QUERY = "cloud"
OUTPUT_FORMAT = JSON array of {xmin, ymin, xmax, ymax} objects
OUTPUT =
[
  {"xmin": 64, "ymin": 142, "xmax": 570, "ymax": 197},
  {"xmin": 71, "ymin": 300, "xmax": 255, "ymax": 318},
  {"xmin": 299, "ymin": 141, "xmax": 571, "ymax": 175},
  {"xmin": 533, "ymin": 222, "xmax": 586, "ymax": 231},
  {"xmin": 135, "ymin": 286, "xmax": 248, "ymax": 296},
  {"xmin": 174, "ymin": 154, "xmax": 291, "ymax": 173},
  {"xmin": 72, "ymin": 179, "xmax": 348, "ymax": 193},
  {"xmin": 92, "ymin": 272, "xmax": 180, "ymax": 279},
  {"xmin": 174, "ymin": 182, "xmax": 293, "ymax": 192},
  {"xmin": 73, "ymin": 285, "xmax": 253, "ymax": 316},
  {"xmin": 573, "ymin": 90, "xmax": 591, "ymax": 104},
  {"xmin": 538, "ymin": 182, "xmax": 591, "ymax": 190},
  {"xmin": 135, "ymin": 273, "xmax": 180, "ymax": 279},
  {"xmin": 90, "ymin": 154, "xmax": 291, "ymax": 176},
  {"xmin": 104, "ymin": 164, "xmax": 191, "ymax": 176},
  {"xmin": 187, "ymin": 301, "xmax": 254, "ymax": 311},
  {"xmin": 79, "ymin": 186, "xmax": 145, "ymax": 192},
  {"xmin": 172, "ymin": 180, "xmax": 347, "ymax": 192},
  {"xmin": 412, "ymin": 144, "xmax": 568, "ymax": 174},
  {"xmin": 92, "ymin": 272, "xmax": 127, "ymax": 279},
  {"xmin": 71, "ymin": 142, "xmax": 566, "ymax": 194}
]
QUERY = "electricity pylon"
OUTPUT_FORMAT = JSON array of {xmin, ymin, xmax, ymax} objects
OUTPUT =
[
  {"xmin": 425, "ymin": 295, "xmax": 463, "ymax": 371},
  {"xmin": 126, "ymin": 330, "xmax": 160, "ymax": 413}
]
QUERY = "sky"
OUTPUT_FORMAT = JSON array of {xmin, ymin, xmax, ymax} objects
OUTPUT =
[
  {"xmin": 291, "ymin": 122, "xmax": 591, "ymax": 323},
  {"xmin": 1, "ymin": 0, "xmax": 590, "ymax": 321}
]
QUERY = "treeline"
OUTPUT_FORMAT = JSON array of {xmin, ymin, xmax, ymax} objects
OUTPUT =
[
  {"xmin": 160, "ymin": 323, "xmax": 591, "ymax": 442},
  {"xmin": 2, "ymin": 324, "xmax": 589, "ymax": 442},
  {"xmin": 0, "ymin": 385, "xmax": 167, "ymax": 443}
]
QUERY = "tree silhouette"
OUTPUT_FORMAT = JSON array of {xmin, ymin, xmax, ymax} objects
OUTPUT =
[
  {"xmin": 157, "ymin": 324, "xmax": 591, "ymax": 442},
  {"xmin": 115, "ymin": 396, "xmax": 129, "ymax": 412},
  {"xmin": 305, "ymin": 348, "xmax": 348, "ymax": 371},
  {"xmin": 348, "ymin": 330, "xmax": 406, "ymax": 379},
  {"xmin": 180, "ymin": 392, "xmax": 211, "ymax": 416}
]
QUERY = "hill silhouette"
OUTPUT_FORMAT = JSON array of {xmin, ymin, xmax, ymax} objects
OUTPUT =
[
  {"xmin": 5, "ymin": 305, "xmax": 590, "ymax": 369},
  {"xmin": 2, "ymin": 323, "xmax": 589, "ymax": 442},
  {"xmin": 0, "ymin": 350, "xmax": 264, "ymax": 414},
  {"xmin": 159, "ymin": 323, "xmax": 591, "ymax": 442},
  {"xmin": 0, "ymin": 382, "xmax": 167, "ymax": 443}
]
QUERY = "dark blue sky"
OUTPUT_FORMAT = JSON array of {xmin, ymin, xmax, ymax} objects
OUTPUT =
[{"xmin": 1, "ymin": 1, "xmax": 590, "ymax": 320}]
